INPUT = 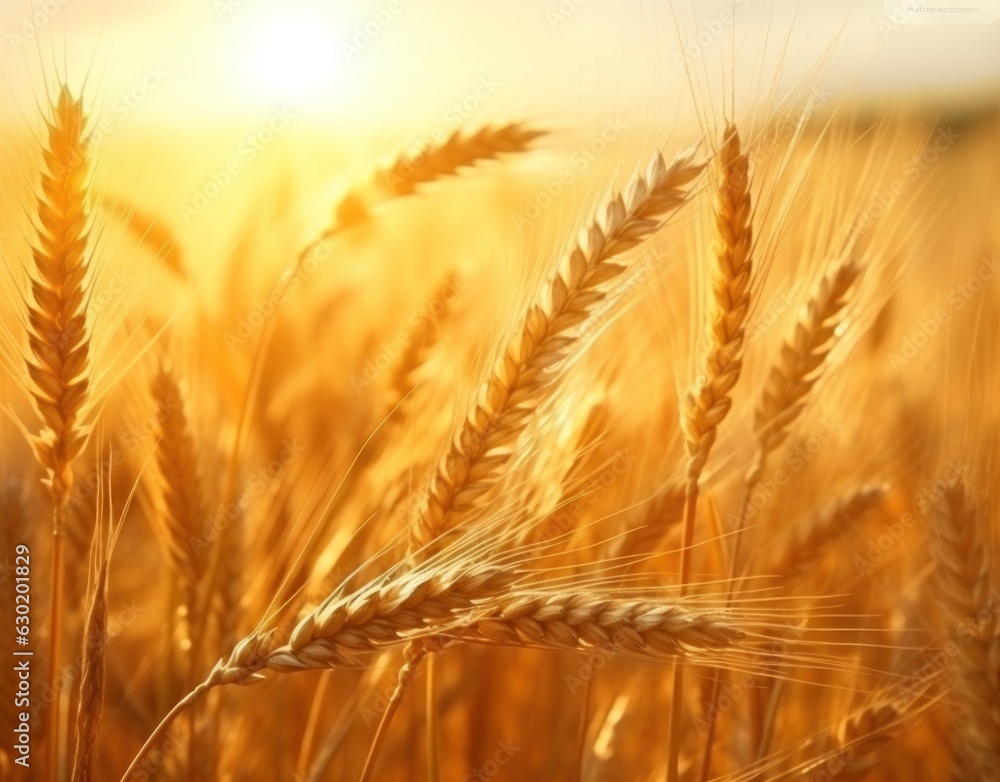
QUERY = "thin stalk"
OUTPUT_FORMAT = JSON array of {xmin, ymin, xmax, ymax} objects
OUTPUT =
[
  {"xmin": 426, "ymin": 652, "xmax": 441, "ymax": 782},
  {"xmin": 47, "ymin": 505, "xmax": 66, "ymax": 782}
]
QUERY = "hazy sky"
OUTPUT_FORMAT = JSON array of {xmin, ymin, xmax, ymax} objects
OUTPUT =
[{"xmin": 0, "ymin": 0, "xmax": 998, "ymax": 128}]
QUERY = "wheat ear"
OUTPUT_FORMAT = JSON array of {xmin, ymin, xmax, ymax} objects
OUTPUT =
[
  {"xmin": 24, "ymin": 85, "xmax": 94, "ymax": 781},
  {"xmin": 412, "ymin": 150, "xmax": 704, "ymax": 554},
  {"xmin": 337, "ymin": 123, "xmax": 545, "ymax": 226},
  {"xmin": 151, "ymin": 362, "xmax": 207, "ymax": 781},
  {"xmin": 672, "ymin": 123, "xmax": 755, "ymax": 782},
  {"xmin": 261, "ymin": 584, "xmax": 747, "ymax": 675},
  {"xmin": 748, "ymin": 258, "xmax": 861, "ymax": 484},
  {"xmin": 298, "ymin": 123, "xmax": 544, "ymax": 272},
  {"xmin": 773, "ymin": 484, "xmax": 888, "ymax": 581},
  {"xmin": 680, "ymin": 122, "xmax": 755, "ymax": 485},
  {"xmin": 727, "ymin": 256, "xmax": 862, "ymax": 582},
  {"xmin": 927, "ymin": 482, "xmax": 1000, "ymax": 779},
  {"xmin": 384, "ymin": 150, "xmax": 701, "ymax": 782},
  {"xmin": 826, "ymin": 699, "xmax": 906, "ymax": 781},
  {"xmin": 151, "ymin": 363, "xmax": 207, "ymax": 622}
]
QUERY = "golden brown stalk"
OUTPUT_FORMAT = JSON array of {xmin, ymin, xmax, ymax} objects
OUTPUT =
[
  {"xmin": 672, "ymin": 123, "xmax": 754, "ymax": 782},
  {"xmin": 150, "ymin": 363, "xmax": 206, "ymax": 782},
  {"xmin": 728, "ymin": 256, "xmax": 863, "ymax": 579},
  {"xmin": 927, "ymin": 483, "xmax": 1000, "ymax": 779},
  {"xmin": 699, "ymin": 255, "xmax": 861, "ymax": 782},
  {"xmin": 412, "ymin": 150, "xmax": 704, "ymax": 554},
  {"xmin": 69, "ymin": 551, "xmax": 109, "ymax": 782},
  {"xmin": 295, "ymin": 124, "xmax": 544, "ymax": 276},
  {"xmin": 25, "ymin": 85, "xmax": 94, "ymax": 782}
]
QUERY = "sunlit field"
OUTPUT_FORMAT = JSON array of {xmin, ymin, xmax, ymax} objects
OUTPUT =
[{"xmin": 1, "ymin": 1, "xmax": 999, "ymax": 781}]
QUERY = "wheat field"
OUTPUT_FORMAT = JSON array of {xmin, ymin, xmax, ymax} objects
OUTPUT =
[{"xmin": 0, "ymin": 2, "xmax": 999, "ymax": 781}]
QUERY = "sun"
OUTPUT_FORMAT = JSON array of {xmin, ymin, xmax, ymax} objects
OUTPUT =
[{"xmin": 228, "ymin": 9, "xmax": 343, "ymax": 104}]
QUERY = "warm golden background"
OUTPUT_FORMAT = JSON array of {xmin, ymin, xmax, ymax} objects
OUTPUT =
[{"xmin": 1, "ymin": 1, "xmax": 999, "ymax": 781}]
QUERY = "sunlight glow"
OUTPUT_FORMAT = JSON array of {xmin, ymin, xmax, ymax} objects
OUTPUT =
[{"xmin": 233, "ymin": 10, "xmax": 343, "ymax": 103}]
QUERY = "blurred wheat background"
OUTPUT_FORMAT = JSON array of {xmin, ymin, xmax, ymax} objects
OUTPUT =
[{"xmin": 0, "ymin": 1, "xmax": 999, "ymax": 781}]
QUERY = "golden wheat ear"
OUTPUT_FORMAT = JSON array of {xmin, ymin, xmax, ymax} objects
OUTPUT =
[
  {"xmin": 754, "ymin": 259, "xmax": 861, "ymax": 460},
  {"xmin": 336, "ymin": 123, "xmax": 546, "ymax": 227},
  {"xmin": 26, "ymin": 85, "xmax": 93, "ymax": 505},
  {"xmin": 927, "ymin": 481, "xmax": 1000, "ymax": 778},
  {"xmin": 681, "ymin": 122, "xmax": 755, "ymax": 484},
  {"xmin": 412, "ymin": 150, "xmax": 705, "ymax": 555},
  {"xmin": 24, "ymin": 84, "xmax": 95, "ymax": 781}
]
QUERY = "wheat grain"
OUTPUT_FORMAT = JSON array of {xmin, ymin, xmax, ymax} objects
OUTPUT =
[{"xmin": 412, "ymin": 151, "xmax": 704, "ymax": 554}]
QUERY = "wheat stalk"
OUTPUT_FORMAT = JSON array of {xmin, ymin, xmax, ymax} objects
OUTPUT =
[
  {"xmin": 24, "ymin": 84, "xmax": 94, "ymax": 782},
  {"xmin": 680, "ymin": 122, "xmax": 755, "ymax": 485},
  {"xmin": 673, "ymin": 122, "xmax": 755, "ymax": 782},
  {"xmin": 927, "ymin": 482, "xmax": 1000, "ymax": 779},
  {"xmin": 150, "ymin": 361, "xmax": 207, "ymax": 781},
  {"xmin": 69, "ymin": 548, "xmax": 110, "ymax": 782}
]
